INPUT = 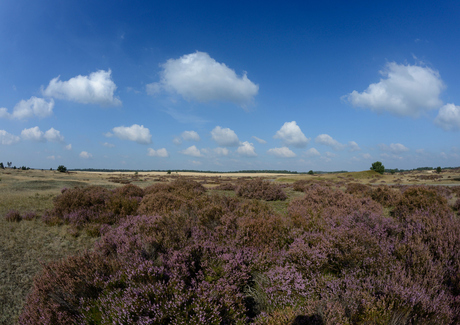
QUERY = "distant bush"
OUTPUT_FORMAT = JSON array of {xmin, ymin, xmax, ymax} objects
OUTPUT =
[
  {"xmin": 57, "ymin": 165, "xmax": 67, "ymax": 173},
  {"xmin": 5, "ymin": 209, "xmax": 21, "ymax": 222},
  {"xmin": 370, "ymin": 161, "xmax": 385, "ymax": 174},
  {"xmin": 235, "ymin": 178, "xmax": 287, "ymax": 201},
  {"xmin": 214, "ymin": 182, "xmax": 236, "ymax": 191}
]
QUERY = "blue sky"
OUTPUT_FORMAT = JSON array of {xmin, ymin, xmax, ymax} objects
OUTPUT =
[{"xmin": 1, "ymin": 0, "xmax": 459, "ymax": 172}]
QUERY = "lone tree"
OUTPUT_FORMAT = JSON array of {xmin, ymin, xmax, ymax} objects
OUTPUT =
[
  {"xmin": 57, "ymin": 165, "xmax": 67, "ymax": 173},
  {"xmin": 0, "ymin": 162, "xmax": 3, "ymax": 169},
  {"xmin": 436, "ymin": 166, "xmax": 442, "ymax": 173},
  {"xmin": 7, "ymin": 162, "xmax": 12, "ymax": 168},
  {"xmin": 370, "ymin": 161, "xmax": 385, "ymax": 174}
]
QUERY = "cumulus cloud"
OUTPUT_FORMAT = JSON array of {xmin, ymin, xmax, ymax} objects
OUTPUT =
[
  {"xmin": 181, "ymin": 130, "xmax": 200, "ymax": 141},
  {"xmin": 65, "ymin": 144, "xmax": 72, "ymax": 150},
  {"xmin": 214, "ymin": 147, "xmax": 229, "ymax": 156},
  {"xmin": 147, "ymin": 148, "xmax": 169, "ymax": 157},
  {"xmin": 21, "ymin": 126, "xmax": 44, "ymax": 141},
  {"xmin": 0, "ymin": 97, "xmax": 54, "ymax": 120},
  {"xmin": 267, "ymin": 146, "xmax": 296, "ymax": 158},
  {"xmin": 44, "ymin": 128, "xmax": 64, "ymax": 143},
  {"xmin": 345, "ymin": 62, "xmax": 444, "ymax": 117},
  {"xmin": 315, "ymin": 134, "xmax": 345, "ymax": 150},
  {"xmin": 348, "ymin": 141, "xmax": 361, "ymax": 152},
  {"xmin": 252, "ymin": 136, "xmax": 267, "ymax": 144},
  {"xmin": 21, "ymin": 126, "xmax": 64, "ymax": 143},
  {"xmin": 0, "ymin": 130, "xmax": 20, "ymax": 145},
  {"xmin": 379, "ymin": 143, "xmax": 410, "ymax": 154},
  {"xmin": 274, "ymin": 121, "xmax": 310, "ymax": 148},
  {"xmin": 110, "ymin": 124, "xmax": 152, "ymax": 144},
  {"xmin": 434, "ymin": 103, "xmax": 460, "ymax": 131},
  {"xmin": 305, "ymin": 148, "xmax": 320, "ymax": 157},
  {"xmin": 237, "ymin": 141, "xmax": 257, "ymax": 157},
  {"xmin": 79, "ymin": 151, "xmax": 92, "ymax": 159},
  {"xmin": 147, "ymin": 51, "xmax": 258, "ymax": 107},
  {"xmin": 42, "ymin": 69, "xmax": 121, "ymax": 106},
  {"xmin": 211, "ymin": 126, "xmax": 239, "ymax": 147},
  {"xmin": 181, "ymin": 145, "xmax": 202, "ymax": 157}
]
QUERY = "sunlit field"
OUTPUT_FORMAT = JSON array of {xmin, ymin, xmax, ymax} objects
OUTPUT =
[{"xmin": 1, "ymin": 168, "xmax": 460, "ymax": 324}]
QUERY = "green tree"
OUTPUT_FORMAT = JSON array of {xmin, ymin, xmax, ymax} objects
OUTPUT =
[
  {"xmin": 370, "ymin": 161, "xmax": 385, "ymax": 174},
  {"xmin": 436, "ymin": 166, "xmax": 442, "ymax": 173},
  {"xmin": 57, "ymin": 165, "xmax": 67, "ymax": 173},
  {"xmin": 0, "ymin": 162, "xmax": 3, "ymax": 169},
  {"xmin": 308, "ymin": 170, "xmax": 314, "ymax": 175}
]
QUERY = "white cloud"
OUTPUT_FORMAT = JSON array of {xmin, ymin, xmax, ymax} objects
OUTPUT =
[
  {"xmin": 305, "ymin": 148, "xmax": 320, "ymax": 157},
  {"xmin": 274, "ymin": 121, "xmax": 310, "ymax": 148},
  {"xmin": 21, "ymin": 126, "xmax": 44, "ymax": 141},
  {"xmin": 147, "ymin": 51, "xmax": 258, "ymax": 107},
  {"xmin": 181, "ymin": 130, "xmax": 200, "ymax": 141},
  {"xmin": 102, "ymin": 142, "xmax": 115, "ymax": 148},
  {"xmin": 315, "ymin": 134, "xmax": 345, "ymax": 150},
  {"xmin": 434, "ymin": 103, "xmax": 460, "ymax": 131},
  {"xmin": 47, "ymin": 155, "xmax": 56, "ymax": 160},
  {"xmin": 111, "ymin": 124, "xmax": 152, "ymax": 144},
  {"xmin": 237, "ymin": 141, "xmax": 257, "ymax": 157},
  {"xmin": 21, "ymin": 126, "xmax": 64, "ymax": 143},
  {"xmin": 79, "ymin": 151, "xmax": 92, "ymax": 159},
  {"xmin": 43, "ymin": 69, "xmax": 121, "ymax": 106},
  {"xmin": 44, "ymin": 128, "xmax": 64, "ymax": 143},
  {"xmin": 211, "ymin": 126, "xmax": 239, "ymax": 147},
  {"xmin": 379, "ymin": 143, "xmax": 409, "ymax": 154},
  {"xmin": 362, "ymin": 153, "xmax": 372, "ymax": 159},
  {"xmin": 65, "ymin": 144, "xmax": 72, "ymax": 150},
  {"xmin": 348, "ymin": 141, "xmax": 361, "ymax": 152},
  {"xmin": 147, "ymin": 148, "xmax": 169, "ymax": 157},
  {"xmin": 345, "ymin": 62, "xmax": 444, "ymax": 117},
  {"xmin": 0, "ymin": 130, "xmax": 20, "ymax": 145},
  {"xmin": 252, "ymin": 136, "xmax": 267, "ymax": 144},
  {"xmin": 1, "ymin": 97, "xmax": 54, "ymax": 120},
  {"xmin": 324, "ymin": 152, "xmax": 336, "ymax": 158},
  {"xmin": 181, "ymin": 145, "xmax": 202, "ymax": 157},
  {"xmin": 173, "ymin": 137, "xmax": 182, "ymax": 145},
  {"xmin": 214, "ymin": 147, "xmax": 229, "ymax": 156},
  {"xmin": 267, "ymin": 146, "xmax": 296, "ymax": 158}
]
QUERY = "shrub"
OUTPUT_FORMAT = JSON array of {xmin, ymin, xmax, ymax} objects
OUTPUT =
[
  {"xmin": 345, "ymin": 182, "xmax": 372, "ymax": 198},
  {"xmin": 393, "ymin": 186, "xmax": 451, "ymax": 218},
  {"xmin": 5, "ymin": 209, "xmax": 21, "ymax": 222},
  {"xmin": 371, "ymin": 185, "xmax": 402, "ymax": 207},
  {"xmin": 57, "ymin": 165, "xmax": 67, "ymax": 173},
  {"xmin": 235, "ymin": 178, "xmax": 287, "ymax": 201}
]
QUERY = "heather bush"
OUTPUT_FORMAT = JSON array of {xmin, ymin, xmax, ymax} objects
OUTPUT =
[
  {"xmin": 292, "ymin": 180, "xmax": 313, "ymax": 192},
  {"xmin": 235, "ymin": 178, "xmax": 287, "ymax": 201},
  {"xmin": 22, "ymin": 211, "xmax": 39, "ymax": 220},
  {"xmin": 5, "ymin": 209, "xmax": 22, "ymax": 222},
  {"xmin": 214, "ymin": 182, "xmax": 236, "ymax": 191},
  {"xmin": 19, "ymin": 181, "xmax": 460, "ymax": 324},
  {"xmin": 371, "ymin": 185, "xmax": 402, "ymax": 207},
  {"xmin": 453, "ymin": 198, "xmax": 460, "ymax": 211},
  {"xmin": 288, "ymin": 184, "xmax": 382, "ymax": 230},
  {"xmin": 345, "ymin": 182, "xmax": 372, "ymax": 198},
  {"xmin": 393, "ymin": 185, "xmax": 451, "ymax": 218}
]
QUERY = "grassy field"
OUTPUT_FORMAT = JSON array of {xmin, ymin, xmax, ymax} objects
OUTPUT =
[{"xmin": 1, "ymin": 167, "xmax": 459, "ymax": 324}]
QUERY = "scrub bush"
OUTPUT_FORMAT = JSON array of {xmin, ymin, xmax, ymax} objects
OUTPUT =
[
  {"xmin": 235, "ymin": 178, "xmax": 287, "ymax": 201},
  {"xmin": 5, "ymin": 209, "xmax": 21, "ymax": 222}
]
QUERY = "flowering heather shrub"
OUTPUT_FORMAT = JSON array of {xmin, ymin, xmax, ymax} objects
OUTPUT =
[
  {"xmin": 393, "ymin": 185, "xmax": 451, "ymax": 218},
  {"xmin": 371, "ymin": 185, "xmax": 402, "ymax": 207},
  {"xmin": 345, "ymin": 182, "xmax": 372, "ymax": 198},
  {"xmin": 214, "ymin": 182, "xmax": 236, "ymax": 191},
  {"xmin": 288, "ymin": 184, "xmax": 382, "ymax": 230},
  {"xmin": 138, "ymin": 191, "xmax": 189, "ymax": 216},
  {"xmin": 53, "ymin": 186, "xmax": 111, "ymax": 218},
  {"xmin": 5, "ymin": 209, "xmax": 21, "ymax": 222},
  {"xmin": 20, "ymin": 183, "xmax": 460, "ymax": 324},
  {"xmin": 22, "ymin": 211, "xmax": 39, "ymax": 220},
  {"xmin": 235, "ymin": 178, "xmax": 287, "ymax": 201},
  {"xmin": 144, "ymin": 178, "xmax": 206, "ymax": 198},
  {"xmin": 292, "ymin": 180, "xmax": 314, "ymax": 192}
]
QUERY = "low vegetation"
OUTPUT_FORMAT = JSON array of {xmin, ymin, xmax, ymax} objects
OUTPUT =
[{"xmin": 1, "ymin": 169, "xmax": 460, "ymax": 324}]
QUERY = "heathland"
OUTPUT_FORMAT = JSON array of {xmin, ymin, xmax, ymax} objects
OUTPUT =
[{"xmin": 1, "ymin": 168, "xmax": 460, "ymax": 324}]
